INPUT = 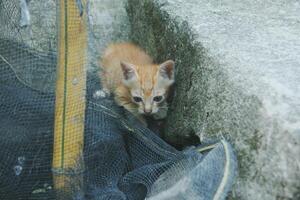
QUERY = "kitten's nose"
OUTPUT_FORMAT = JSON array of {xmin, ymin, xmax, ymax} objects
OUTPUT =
[{"xmin": 144, "ymin": 109, "xmax": 152, "ymax": 115}]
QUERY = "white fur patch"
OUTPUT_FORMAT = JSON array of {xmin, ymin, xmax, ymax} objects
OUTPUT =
[{"xmin": 93, "ymin": 89, "xmax": 110, "ymax": 99}]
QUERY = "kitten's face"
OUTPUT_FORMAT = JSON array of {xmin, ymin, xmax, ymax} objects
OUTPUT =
[{"xmin": 121, "ymin": 60, "xmax": 175, "ymax": 115}]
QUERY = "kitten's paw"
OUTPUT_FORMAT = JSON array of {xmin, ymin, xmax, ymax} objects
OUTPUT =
[
  {"xmin": 102, "ymin": 88, "xmax": 111, "ymax": 96},
  {"xmin": 93, "ymin": 88, "xmax": 111, "ymax": 99}
]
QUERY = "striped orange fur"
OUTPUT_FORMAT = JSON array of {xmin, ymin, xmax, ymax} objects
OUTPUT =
[{"xmin": 100, "ymin": 42, "xmax": 175, "ymax": 124}]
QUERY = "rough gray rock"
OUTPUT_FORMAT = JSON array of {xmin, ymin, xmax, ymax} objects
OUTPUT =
[
  {"xmin": 0, "ymin": 0, "xmax": 129, "ymax": 90},
  {"xmin": 126, "ymin": 0, "xmax": 300, "ymax": 199},
  {"xmin": 87, "ymin": 0, "xmax": 129, "ymax": 72},
  {"xmin": 0, "ymin": 0, "xmax": 56, "ymax": 91},
  {"xmin": 0, "ymin": 0, "xmax": 57, "ymax": 51}
]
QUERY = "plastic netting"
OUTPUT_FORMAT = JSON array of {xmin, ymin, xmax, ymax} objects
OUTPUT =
[{"xmin": 0, "ymin": 1, "xmax": 236, "ymax": 200}]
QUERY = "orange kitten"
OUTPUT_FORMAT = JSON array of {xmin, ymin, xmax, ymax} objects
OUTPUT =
[{"xmin": 100, "ymin": 42, "xmax": 175, "ymax": 123}]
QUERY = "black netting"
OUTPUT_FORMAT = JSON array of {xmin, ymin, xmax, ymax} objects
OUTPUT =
[{"xmin": 0, "ymin": 1, "xmax": 237, "ymax": 200}]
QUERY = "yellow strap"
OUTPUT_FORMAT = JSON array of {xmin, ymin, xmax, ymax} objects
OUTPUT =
[{"xmin": 53, "ymin": 0, "xmax": 87, "ymax": 193}]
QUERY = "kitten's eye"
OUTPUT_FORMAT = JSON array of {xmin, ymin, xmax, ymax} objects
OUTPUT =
[
  {"xmin": 133, "ymin": 96, "xmax": 143, "ymax": 103},
  {"xmin": 153, "ymin": 96, "xmax": 163, "ymax": 102}
]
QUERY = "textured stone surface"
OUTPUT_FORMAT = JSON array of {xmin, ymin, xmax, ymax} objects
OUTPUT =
[
  {"xmin": 0, "ymin": 0, "xmax": 128, "ymax": 90},
  {"xmin": 87, "ymin": 0, "xmax": 129, "ymax": 72},
  {"xmin": 0, "ymin": 0, "xmax": 57, "ymax": 51},
  {"xmin": 126, "ymin": 0, "xmax": 300, "ymax": 199},
  {"xmin": 0, "ymin": 0, "xmax": 56, "ymax": 91}
]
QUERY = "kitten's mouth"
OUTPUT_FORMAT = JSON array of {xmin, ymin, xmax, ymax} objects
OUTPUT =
[
  {"xmin": 141, "ymin": 109, "xmax": 151, "ymax": 114},
  {"xmin": 138, "ymin": 108, "xmax": 158, "ymax": 115},
  {"xmin": 139, "ymin": 109, "xmax": 153, "ymax": 115},
  {"xmin": 143, "ymin": 109, "xmax": 159, "ymax": 116},
  {"xmin": 143, "ymin": 112, "xmax": 152, "ymax": 116}
]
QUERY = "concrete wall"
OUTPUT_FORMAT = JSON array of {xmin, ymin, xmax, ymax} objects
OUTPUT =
[
  {"xmin": 126, "ymin": 0, "xmax": 300, "ymax": 199},
  {"xmin": 87, "ymin": 0, "xmax": 129, "ymax": 72}
]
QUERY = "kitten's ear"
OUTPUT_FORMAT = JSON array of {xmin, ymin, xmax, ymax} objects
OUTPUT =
[
  {"xmin": 120, "ymin": 61, "xmax": 137, "ymax": 81},
  {"xmin": 159, "ymin": 60, "xmax": 175, "ymax": 82}
]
